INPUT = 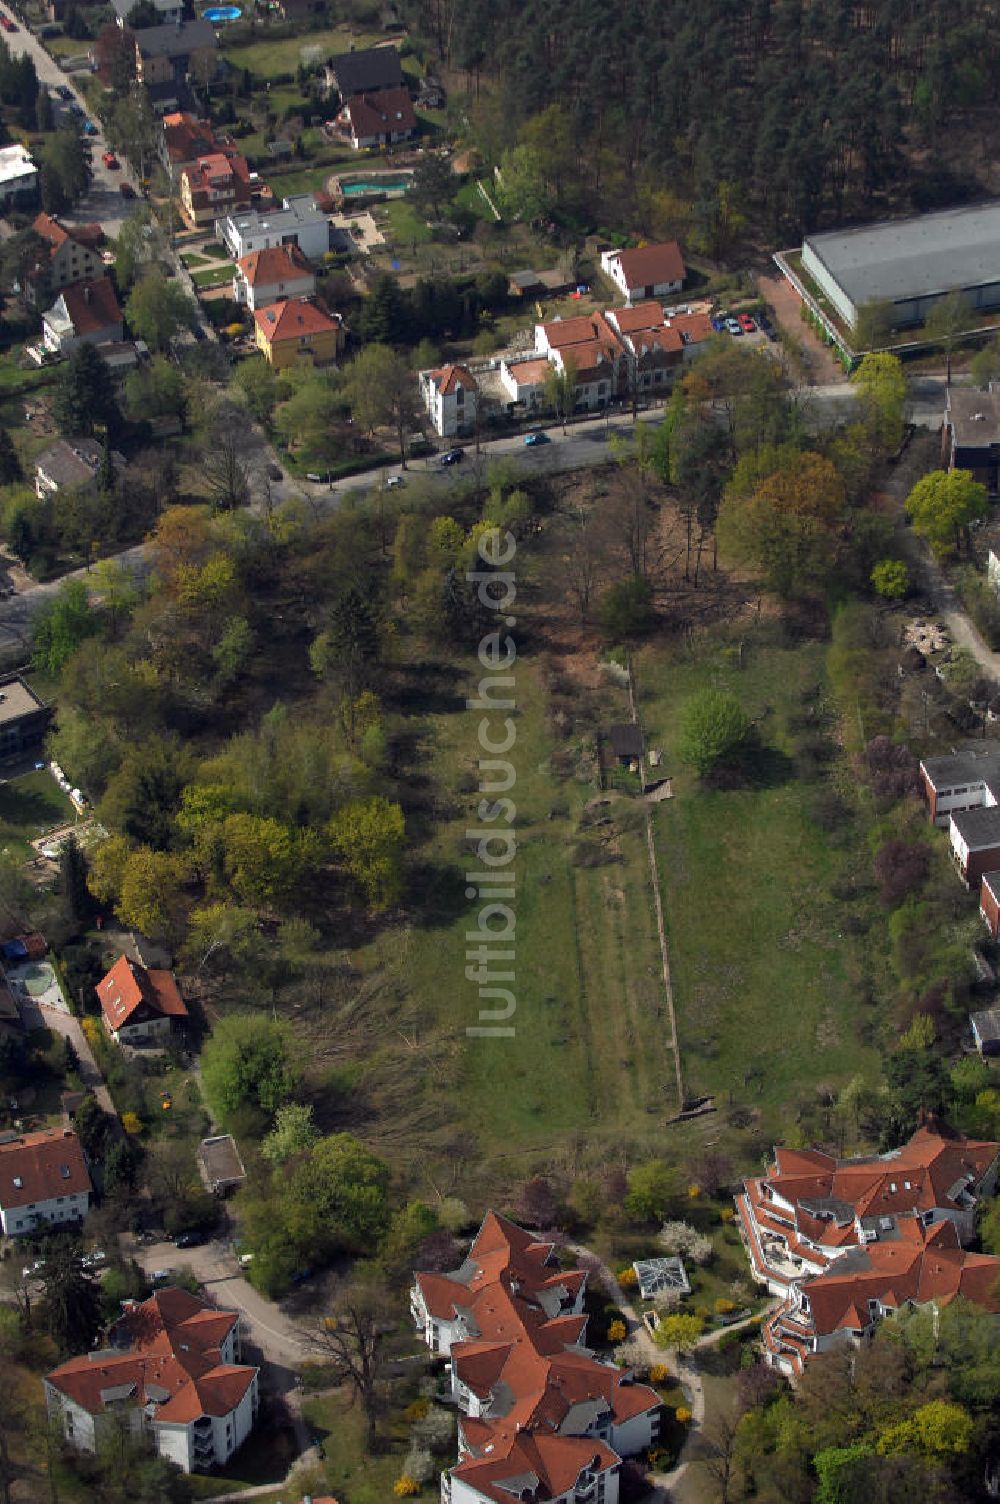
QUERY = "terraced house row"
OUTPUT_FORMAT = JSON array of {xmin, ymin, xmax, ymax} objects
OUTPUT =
[{"xmin": 412, "ymin": 1213, "xmax": 661, "ymax": 1504}]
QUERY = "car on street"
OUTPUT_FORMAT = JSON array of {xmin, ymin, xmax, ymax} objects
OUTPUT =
[
  {"xmin": 174, "ymin": 1230, "xmax": 206, "ymax": 1248},
  {"xmin": 68, "ymin": 101, "xmax": 83, "ymax": 117},
  {"xmin": 524, "ymin": 430, "xmax": 549, "ymax": 446},
  {"xmin": 439, "ymin": 447, "xmax": 464, "ymax": 466},
  {"xmin": 102, "ymin": 150, "xmax": 119, "ymax": 169},
  {"xmin": 385, "ymin": 475, "xmax": 404, "ymax": 488},
  {"xmin": 56, "ymin": 85, "xmax": 73, "ymax": 101},
  {"xmin": 725, "ymin": 318, "xmax": 743, "ymax": 336},
  {"xmin": 82, "ymin": 120, "xmax": 97, "ymax": 136},
  {"xmin": 266, "ymin": 461, "xmax": 282, "ymax": 481},
  {"xmin": 151, "ymin": 1268, "xmax": 172, "ymax": 1283},
  {"xmin": 738, "ymin": 312, "xmax": 756, "ymax": 334},
  {"xmin": 0, "ymin": 16, "xmax": 17, "ymax": 32},
  {"xmin": 119, "ymin": 183, "xmax": 135, "ymax": 198}
]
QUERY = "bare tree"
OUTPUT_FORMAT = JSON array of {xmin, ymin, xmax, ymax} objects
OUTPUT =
[
  {"xmin": 599, "ymin": 470, "xmax": 659, "ymax": 580},
  {"xmin": 564, "ymin": 508, "xmax": 604, "ymax": 624},
  {"xmin": 202, "ymin": 401, "xmax": 255, "ymax": 512},
  {"xmin": 697, "ymin": 1411, "xmax": 740, "ymax": 1504},
  {"xmin": 313, "ymin": 1276, "xmax": 395, "ymax": 1452}
]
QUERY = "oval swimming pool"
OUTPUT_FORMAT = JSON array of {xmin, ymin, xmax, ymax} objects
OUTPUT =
[
  {"xmin": 342, "ymin": 178, "xmax": 412, "ymax": 197},
  {"xmin": 203, "ymin": 4, "xmax": 241, "ymax": 19}
]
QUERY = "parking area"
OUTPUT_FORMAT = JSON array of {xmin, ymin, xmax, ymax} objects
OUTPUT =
[{"xmin": 759, "ymin": 271, "xmax": 847, "ymax": 383}]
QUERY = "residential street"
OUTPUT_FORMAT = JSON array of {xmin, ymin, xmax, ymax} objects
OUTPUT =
[{"xmin": 3, "ymin": 24, "xmax": 141, "ymax": 237}]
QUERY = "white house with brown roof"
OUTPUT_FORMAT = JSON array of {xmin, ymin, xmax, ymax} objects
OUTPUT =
[
  {"xmin": 419, "ymin": 363, "xmax": 478, "ymax": 437},
  {"xmin": 42, "ymin": 278, "xmax": 123, "ymax": 354},
  {"xmin": 0, "ymin": 1127, "xmax": 92, "ymax": 1236},
  {"xmin": 600, "ymin": 240, "xmax": 685, "ymax": 304},
  {"xmin": 336, "ymin": 86, "xmax": 417, "ymax": 149},
  {"xmin": 413, "ymin": 1213, "xmax": 660, "ymax": 1502},
  {"xmin": 45, "ymin": 1287, "xmax": 258, "ymax": 1472},
  {"xmin": 232, "ymin": 242, "xmax": 315, "ymax": 313},
  {"xmin": 96, "ymin": 954, "xmax": 188, "ymax": 1046}
]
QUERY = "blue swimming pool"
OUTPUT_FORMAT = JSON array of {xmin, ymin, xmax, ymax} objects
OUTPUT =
[
  {"xmin": 341, "ymin": 177, "xmax": 411, "ymax": 197},
  {"xmin": 203, "ymin": 4, "xmax": 241, "ymax": 19}
]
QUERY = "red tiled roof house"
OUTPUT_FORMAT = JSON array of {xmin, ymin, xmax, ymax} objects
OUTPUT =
[
  {"xmin": 0, "ymin": 1127, "xmax": 92, "ymax": 1236},
  {"xmin": 42, "ymin": 277, "xmax": 123, "ymax": 355},
  {"xmin": 30, "ymin": 213, "xmax": 104, "ymax": 302},
  {"xmin": 419, "ymin": 363, "xmax": 478, "ymax": 437},
  {"xmin": 412, "ymin": 1212, "xmax": 661, "ymax": 1502},
  {"xmin": 232, "ymin": 243, "xmax": 315, "ymax": 313},
  {"xmin": 179, "ymin": 150, "xmax": 254, "ymax": 230},
  {"xmin": 600, "ymin": 240, "xmax": 686, "ymax": 304},
  {"xmin": 736, "ymin": 1119, "xmax": 1000, "ymax": 1377},
  {"xmin": 45, "ymin": 1286, "xmax": 259, "ymax": 1471},
  {"xmin": 253, "ymin": 297, "xmax": 344, "ymax": 370},
  {"xmin": 96, "ymin": 954, "xmax": 188, "ymax": 1047}
]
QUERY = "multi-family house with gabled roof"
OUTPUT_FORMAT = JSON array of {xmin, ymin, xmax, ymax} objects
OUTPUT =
[
  {"xmin": 412, "ymin": 1212, "xmax": 661, "ymax": 1504},
  {"xmin": 45, "ymin": 1286, "xmax": 259, "ymax": 1471},
  {"xmin": 736, "ymin": 1118, "xmax": 1000, "ymax": 1377}
]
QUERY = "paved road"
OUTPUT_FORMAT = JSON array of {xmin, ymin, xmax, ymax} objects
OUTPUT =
[{"xmin": 3, "ymin": 23, "xmax": 140, "ymax": 237}]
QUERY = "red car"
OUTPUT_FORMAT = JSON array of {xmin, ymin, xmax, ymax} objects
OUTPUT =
[
  {"xmin": 738, "ymin": 312, "xmax": 756, "ymax": 334},
  {"xmin": 0, "ymin": 16, "xmax": 15, "ymax": 31},
  {"xmin": 102, "ymin": 150, "xmax": 119, "ymax": 169}
]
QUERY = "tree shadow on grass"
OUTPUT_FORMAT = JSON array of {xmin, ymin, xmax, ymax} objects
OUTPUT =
[
  {"xmin": 407, "ymin": 859, "xmax": 469, "ymax": 928},
  {"xmin": 704, "ymin": 740, "xmax": 795, "ymax": 792}
]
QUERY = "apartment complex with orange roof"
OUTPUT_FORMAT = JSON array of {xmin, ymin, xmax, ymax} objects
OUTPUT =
[
  {"xmin": 736, "ymin": 1119, "xmax": 1000, "ymax": 1377},
  {"xmin": 412, "ymin": 1212, "xmax": 661, "ymax": 1504},
  {"xmin": 45, "ymin": 1286, "xmax": 258, "ymax": 1472}
]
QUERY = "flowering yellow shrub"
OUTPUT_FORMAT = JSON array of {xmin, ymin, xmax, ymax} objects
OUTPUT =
[
  {"xmin": 81, "ymin": 1018, "xmax": 101, "ymax": 1049},
  {"xmin": 714, "ymin": 1297, "xmax": 737, "ymax": 1315},
  {"xmin": 687, "ymin": 1183, "xmax": 701, "ymax": 1198},
  {"xmin": 617, "ymin": 1266, "xmax": 639, "ymax": 1288},
  {"xmin": 608, "ymin": 1319, "xmax": 627, "ymax": 1343},
  {"xmin": 649, "ymin": 1364, "xmax": 671, "ymax": 1384},
  {"xmin": 676, "ymin": 1406, "xmax": 692, "ymax": 1424},
  {"xmin": 121, "ymin": 1111, "xmax": 142, "ymax": 1136},
  {"xmin": 404, "ymin": 1399, "xmax": 430, "ymax": 1422},
  {"xmin": 394, "ymin": 1476, "xmax": 420, "ymax": 1497},
  {"xmin": 720, "ymin": 1208, "xmax": 735, "ymax": 1223}
]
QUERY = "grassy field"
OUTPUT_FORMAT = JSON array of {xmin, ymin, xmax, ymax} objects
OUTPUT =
[
  {"xmin": 190, "ymin": 264, "xmax": 235, "ymax": 289},
  {"xmin": 302, "ymin": 1387, "xmax": 437, "ymax": 1504},
  {"xmin": 0, "ymin": 768, "xmax": 75, "ymax": 859},
  {"xmin": 638, "ymin": 628, "xmax": 880, "ymax": 1136},
  {"xmin": 382, "ymin": 197, "xmax": 434, "ymax": 246},
  {"xmin": 223, "ymin": 25, "xmax": 375, "ymax": 76}
]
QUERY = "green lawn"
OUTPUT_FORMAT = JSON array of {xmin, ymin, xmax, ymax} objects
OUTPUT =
[
  {"xmin": 265, "ymin": 164, "xmax": 337, "ymax": 200},
  {"xmin": 223, "ymin": 25, "xmax": 377, "ymax": 77},
  {"xmin": 0, "ymin": 768, "xmax": 75, "ymax": 859},
  {"xmin": 455, "ymin": 179, "xmax": 498, "ymax": 222},
  {"xmin": 638, "ymin": 628, "xmax": 880, "ymax": 1135},
  {"xmin": 190, "ymin": 264, "xmax": 234, "ymax": 289},
  {"xmin": 302, "ymin": 1388, "xmax": 437, "ymax": 1504},
  {"xmin": 382, "ymin": 197, "xmax": 433, "ymax": 246}
]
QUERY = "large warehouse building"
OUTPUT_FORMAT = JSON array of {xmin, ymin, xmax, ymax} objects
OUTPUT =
[{"xmin": 800, "ymin": 200, "xmax": 1000, "ymax": 330}]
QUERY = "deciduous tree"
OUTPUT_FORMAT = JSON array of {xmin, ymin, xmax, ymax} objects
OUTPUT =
[{"xmin": 905, "ymin": 469, "xmax": 987, "ymax": 557}]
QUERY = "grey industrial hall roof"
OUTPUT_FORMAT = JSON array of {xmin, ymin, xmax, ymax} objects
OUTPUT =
[
  {"xmin": 804, "ymin": 199, "xmax": 1000, "ymax": 308},
  {"xmin": 948, "ymin": 388, "xmax": 1000, "ymax": 447},
  {"xmin": 951, "ymin": 805, "xmax": 1000, "ymax": 849},
  {"xmin": 0, "ymin": 676, "xmax": 45, "ymax": 725}
]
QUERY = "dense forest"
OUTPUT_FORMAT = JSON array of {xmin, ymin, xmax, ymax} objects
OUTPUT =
[{"xmin": 400, "ymin": 0, "xmax": 1000, "ymax": 244}]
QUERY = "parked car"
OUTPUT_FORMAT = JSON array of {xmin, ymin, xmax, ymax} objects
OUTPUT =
[
  {"xmin": 56, "ymin": 85, "xmax": 73, "ymax": 101},
  {"xmin": 738, "ymin": 312, "xmax": 756, "ymax": 334},
  {"xmin": 175, "ymin": 1230, "xmax": 206, "ymax": 1249},
  {"xmin": 266, "ymin": 461, "xmax": 282, "ymax": 481},
  {"xmin": 102, "ymin": 150, "xmax": 119, "ymax": 169},
  {"xmin": 439, "ymin": 447, "xmax": 464, "ymax": 466},
  {"xmin": 82, "ymin": 120, "xmax": 97, "ymax": 136},
  {"xmin": 0, "ymin": 16, "xmax": 17, "ymax": 33},
  {"xmin": 151, "ymin": 1268, "xmax": 172, "ymax": 1283},
  {"xmin": 81, "ymin": 1250, "xmax": 106, "ymax": 1268},
  {"xmin": 119, "ymin": 183, "xmax": 135, "ymax": 199},
  {"xmin": 385, "ymin": 475, "xmax": 404, "ymax": 488},
  {"xmin": 758, "ymin": 313, "xmax": 778, "ymax": 341},
  {"xmin": 524, "ymin": 430, "xmax": 549, "ymax": 446},
  {"xmin": 710, "ymin": 315, "xmax": 727, "ymax": 332},
  {"xmin": 725, "ymin": 318, "xmax": 743, "ymax": 336}
]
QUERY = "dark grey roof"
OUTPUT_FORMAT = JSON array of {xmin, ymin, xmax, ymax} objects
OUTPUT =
[
  {"xmin": 329, "ymin": 45, "xmax": 403, "ymax": 98},
  {"xmin": 971, "ymin": 1006, "xmax": 1000, "ymax": 1042},
  {"xmin": 982, "ymin": 870, "xmax": 1000, "ymax": 901},
  {"xmin": 608, "ymin": 723, "xmax": 643, "ymax": 757},
  {"xmin": 111, "ymin": 0, "xmax": 177, "ymax": 19},
  {"xmin": 951, "ymin": 805, "xmax": 1000, "ymax": 848},
  {"xmin": 948, "ymin": 388, "xmax": 1000, "ymax": 448},
  {"xmin": 920, "ymin": 743, "xmax": 1000, "ymax": 790},
  {"xmin": 36, "ymin": 438, "xmax": 103, "ymax": 490},
  {"xmin": 804, "ymin": 199, "xmax": 1000, "ymax": 309},
  {"xmin": 136, "ymin": 18, "xmax": 217, "ymax": 58},
  {"xmin": 798, "ymin": 1196, "xmax": 856, "ymax": 1224}
]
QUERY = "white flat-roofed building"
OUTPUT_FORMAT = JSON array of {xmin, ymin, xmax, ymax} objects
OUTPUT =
[
  {"xmin": 216, "ymin": 194, "xmax": 330, "ymax": 263},
  {"xmin": 800, "ymin": 200, "xmax": 1000, "ymax": 330},
  {"xmin": 0, "ymin": 144, "xmax": 37, "ymax": 207}
]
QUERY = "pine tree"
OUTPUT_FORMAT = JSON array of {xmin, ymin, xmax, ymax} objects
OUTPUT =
[{"xmin": 60, "ymin": 834, "xmax": 91, "ymax": 923}]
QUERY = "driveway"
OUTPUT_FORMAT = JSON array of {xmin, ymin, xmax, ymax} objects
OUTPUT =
[
  {"xmin": 19, "ymin": 997, "xmax": 117, "ymax": 1116},
  {"xmin": 759, "ymin": 271, "xmax": 846, "ymax": 385}
]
